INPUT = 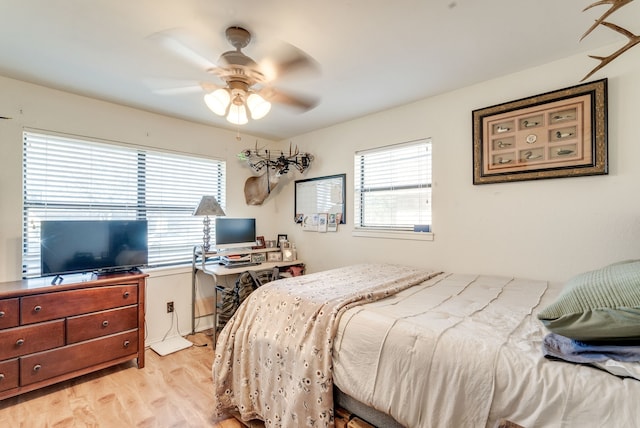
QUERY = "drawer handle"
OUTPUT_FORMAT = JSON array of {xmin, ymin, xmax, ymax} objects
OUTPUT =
[
  {"xmin": 123, "ymin": 340, "xmax": 130, "ymax": 348},
  {"xmin": 16, "ymin": 338, "xmax": 25, "ymax": 346},
  {"xmin": 123, "ymin": 291, "xmax": 130, "ymax": 299},
  {"xmin": 0, "ymin": 311, "xmax": 4, "ymax": 318},
  {"xmin": 33, "ymin": 364, "xmax": 41, "ymax": 372},
  {"xmin": 0, "ymin": 373, "xmax": 4, "ymax": 381},
  {"xmin": 33, "ymin": 305, "xmax": 42, "ymax": 313},
  {"xmin": 102, "ymin": 320, "xmax": 109, "ymax": 327}
]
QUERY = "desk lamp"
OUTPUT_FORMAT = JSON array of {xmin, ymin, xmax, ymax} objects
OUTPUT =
[{"xmin": 193, "ymin": 195, "xmax": 226, "ymax": 252}]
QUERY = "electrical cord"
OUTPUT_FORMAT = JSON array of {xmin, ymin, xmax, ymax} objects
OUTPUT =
[
  {"xmin": 160, "ymin": 308, "xmax": 175, "ymax": 342},
  {"xmin": 159, "ymin": 303, "xmax": 209, "ymax": 347}
]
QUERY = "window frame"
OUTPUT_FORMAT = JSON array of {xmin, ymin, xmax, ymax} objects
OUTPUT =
[
  {"xmin": 353, "ymin": 138, "xmax": 433, "ymax": 241},
  {"xmin": 22, "ymin": 130, "xmax": 226, "ymax": 278}
]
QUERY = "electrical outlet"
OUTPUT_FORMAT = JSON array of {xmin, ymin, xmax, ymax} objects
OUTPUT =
[{"xmin": 166, "ymin": 301, "xmax": 174, "ymax": 313}]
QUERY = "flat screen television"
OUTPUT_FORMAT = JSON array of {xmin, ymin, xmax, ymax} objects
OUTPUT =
[
  {"xmin": 214, "ymin": 217, "xmax": 256, "ymax": 250},
  {"xmin": 40, "ymin": 220, "xmax": 148, "ymax": 276}
]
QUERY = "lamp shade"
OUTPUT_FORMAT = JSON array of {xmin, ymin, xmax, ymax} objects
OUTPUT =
[
  {"xmin": 204, "ymin": 89, "xmax": 230, "ymax": 116},
  {"xmin": 227, "ymin": 103, "xmax": 248, "ymax": 125},
  {"xmin": 193, "ymin": 195, "xmax": 226, "ymax": 217},
  {"xmin": 203, "ymin": 87, "xmax": 272, "ymax": 124},
  {"xmin": 247, "ymin": 93, "xmax": 272, "ymax": 119}
]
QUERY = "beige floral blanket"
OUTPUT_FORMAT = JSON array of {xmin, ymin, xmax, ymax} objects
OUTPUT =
[{"xmin": 212, "ymin": 263, "xmax": 441, "ymax": 428}]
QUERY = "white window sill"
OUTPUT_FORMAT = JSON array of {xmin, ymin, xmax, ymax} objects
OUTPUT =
[
  {"xmin": 352, "ymin": 229, "xmax": 434, "ymax": 241},
  {"xmin": 142, "ymin": 264, "xmax": 191, "ymax": 278}
]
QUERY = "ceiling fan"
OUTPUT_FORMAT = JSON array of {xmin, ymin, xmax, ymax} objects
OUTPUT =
[{"xmin": 154, "ymin": 26, "xmax": 320, "ymax": 125}]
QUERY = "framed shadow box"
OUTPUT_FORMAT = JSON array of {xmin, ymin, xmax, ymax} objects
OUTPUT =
[{"xmin": 472, "ymin": 78, "xmax": 608, "ymax": 184}]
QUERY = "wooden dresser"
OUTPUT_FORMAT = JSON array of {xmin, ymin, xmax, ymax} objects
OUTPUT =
[{"xmin": 0, "ymin": 271, "xmax": 146, "ymax": 400}]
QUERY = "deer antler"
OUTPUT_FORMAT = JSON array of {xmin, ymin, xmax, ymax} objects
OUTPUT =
[
  {"xmin": 238, "ymin": 143, "xmax": 313, "ymax": 174},
  {"xmin": 288, "ymin": 142, "xmax": 300, "ymax": 159},
  {"xmin": 580, "ymin": 0, "xmax": 634, "ymax": 40},
  {"xmin": 580, "ymin": 0, "xmax": 639, "ymax": 81},
  {"xmin": 581, "ymin": 21, "xmax": 640, "ymax": 81}
]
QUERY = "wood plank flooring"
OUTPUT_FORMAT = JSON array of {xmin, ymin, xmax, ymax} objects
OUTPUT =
[{"xmin": 0, "ymin": 332, "xmax": 244, "ymax": 428}]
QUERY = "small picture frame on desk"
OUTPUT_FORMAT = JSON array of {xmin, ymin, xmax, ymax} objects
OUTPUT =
[
  {"xmin": 251, "ymin": 252, "xmax": 267, "ymax": 263},
  {"xmin": 268, "ymin": 251, "xmax": 283, "ymax": 262},
  {"xmin": 252, "ymin": 235, "xmax": 266, "ymax": 249},
  {"xmin": 282, "ymin": 248, "xmax": 295, "ymax": 262}
]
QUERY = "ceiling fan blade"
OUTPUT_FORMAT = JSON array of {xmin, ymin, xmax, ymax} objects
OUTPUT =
[
  {"xmin": 153, "ymin": 86, "xmax": 203, "ymax": 95},
  {"xmin": 144, "ymin": 78, "xmax": 218, "ymax": 96},
  {"xmin": 149, "ymin": 30, "xmax": 218, "ymax": 72},
  {"xmin": 259, "ymin": 42, "xmax": 320, "ymax": 82},
  {"xmin": 200, "ymin": 82, "xmax": 222, "ymax": 93},
  {"xmin": 259, "ymin": 87, "xmax": 319, "ymax": 112}
]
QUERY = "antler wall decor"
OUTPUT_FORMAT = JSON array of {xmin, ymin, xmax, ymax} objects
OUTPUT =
[
  {"xmin": 238, "ymin": 142, "xmax": 314, "ymax": 205},
  {"xmin": 238, "ymin": 142, "xmax": 314, "ymax": 175},
  {"xmin": 581, "ymin": 0, "xmax": 639, "ymax": 81}
]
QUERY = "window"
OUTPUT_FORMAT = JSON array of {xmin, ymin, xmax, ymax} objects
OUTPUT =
[
  {"xmin": 354, "ymin": 139, "xmax": 432, "ymax": 234},
  {"xmin": 22, "ymin": 131, "xmax": 225, "ymax": 277}
]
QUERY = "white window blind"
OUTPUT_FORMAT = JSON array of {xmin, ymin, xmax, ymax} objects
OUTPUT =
[
  {"xmin": 354, "ymin": 139, "xmax": 432, "ymax": 230},
  {"xmin": 22, "ymin": 131, "xmax": 226, "ymax": 277}
]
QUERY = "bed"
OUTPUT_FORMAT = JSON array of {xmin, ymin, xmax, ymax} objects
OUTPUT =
[{"xmin": 212, "ymin": 262, "xmax": 640, "ymax": 427}]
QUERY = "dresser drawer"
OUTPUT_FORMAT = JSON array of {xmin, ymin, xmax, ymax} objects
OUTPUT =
[
  {"xmin": 0, "ymin": 298, "xmax": 19, "ymax": 329},
  {"xmin": 21, "ymin": 284, "xmax": 138, "ymax": 324},
  {"xmin": 0, "ymin": 359, "xmax": 19, "ymax": 392},
  {"xmin": 20, "ymin": 330, "xmax": 138, "ymax": 386},
  {"xmin": 66, "ymin": 305, "xmax": 138, "ymax": 344},
  {"xmin": 0, "ymin": 320, "xmax": 65, "ymax": 360}
]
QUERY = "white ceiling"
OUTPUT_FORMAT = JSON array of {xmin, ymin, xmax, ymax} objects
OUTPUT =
[{"xmin": 0, "ymin": 0, "xmax": 636, "ymax": 141}]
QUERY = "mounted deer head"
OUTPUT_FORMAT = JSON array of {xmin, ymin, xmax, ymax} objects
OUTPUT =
[
  {"xmin": 239, "ymin": 142, "xmax": 314, "ymax": 205},
  {"xmin": 581, "ymin": 0, "xmax": 639, "ymax": 81}
]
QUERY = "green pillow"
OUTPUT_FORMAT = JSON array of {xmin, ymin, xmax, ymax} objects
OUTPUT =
[{"xmin": 537, "ymin": 260, "xmax": 640, "ymax": 341}]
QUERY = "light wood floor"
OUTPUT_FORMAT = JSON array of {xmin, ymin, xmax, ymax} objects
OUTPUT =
[{"xmin": 0, "ymin": 332, "xmax": 244, "ymax": 428}]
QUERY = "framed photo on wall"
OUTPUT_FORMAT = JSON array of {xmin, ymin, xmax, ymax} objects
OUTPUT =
[{"xmin": 472, "ymin": 78, "xmax": 608, "ymax": 184}]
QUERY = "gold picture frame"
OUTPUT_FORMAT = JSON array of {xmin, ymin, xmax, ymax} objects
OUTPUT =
[{"xmin": 472, "ymin": 78, "xmax": 608, "ymax": 184}]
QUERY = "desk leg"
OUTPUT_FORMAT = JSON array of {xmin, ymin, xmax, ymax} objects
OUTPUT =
[
  {"xmin": 213, "ymin": 285, "xmax": 218, "ymax": 349},
  {"xmin": 191, "ymin": 249, "xmax": 197, "ymax": 335}
]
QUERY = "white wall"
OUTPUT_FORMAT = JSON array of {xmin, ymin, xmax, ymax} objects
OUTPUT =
[
  {"xmin": 1, "ymin": 44, "xmax": 639, "ymax": 346},
  {"xmin": 278, "ymin": 45, "xmax": 640, "ymax": 283},
  {"xmin": 0, "ymin": 75, "xmax": 290, "ymax": 344}
]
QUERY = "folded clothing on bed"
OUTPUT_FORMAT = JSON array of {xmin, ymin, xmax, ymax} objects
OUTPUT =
[
  {"xmin": 542, "ymin": 332, "xmax": 640, "ymax": 363},
  {"xmin": 543, "ymin": 332, "xmax": 640, "ymax": 381}
]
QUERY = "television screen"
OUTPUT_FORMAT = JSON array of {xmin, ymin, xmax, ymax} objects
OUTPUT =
[
  {"xmin": 214, "ymin": 217, "xmax": 256, "ymax": 250},
  {"xmin": 41, "ymin": 220, "xmax": 148, "ymax": 276}
]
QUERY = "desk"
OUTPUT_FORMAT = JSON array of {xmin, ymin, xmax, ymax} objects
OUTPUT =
[{"xmin": 190, "ymin": 246, "xmax": 303, "ymax": 334}]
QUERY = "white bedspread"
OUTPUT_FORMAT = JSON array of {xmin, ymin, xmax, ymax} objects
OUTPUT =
[
  {"xmin": 333, "ymin": 272, "xmax": 640, "ymax": 427},
  {"xmin": 213, "ymin": 263, "xmax": 440, "ymax": 427}
]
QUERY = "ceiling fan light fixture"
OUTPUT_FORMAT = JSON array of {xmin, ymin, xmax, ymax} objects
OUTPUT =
[
  {"xmin": 247, "ymin": 93, "xmax": 271, "ymax": 120},
  {"xmin": 204, "ymin": 88, "xmax": 230, "ymax": 116},
  {"xmin": 227, "ymin": 102, "xmax": 248, "ymax": 125}
]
